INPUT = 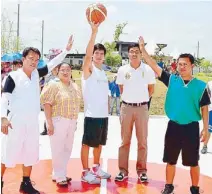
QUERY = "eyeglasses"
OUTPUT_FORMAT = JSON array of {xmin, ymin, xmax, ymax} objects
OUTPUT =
[
  {"xmin": 59, "ymin": 69, "xmax": 71, "ymax": 73},
  {"xmin": 129, "ymin": 50, "xmax": 140, "ymax": 55}
]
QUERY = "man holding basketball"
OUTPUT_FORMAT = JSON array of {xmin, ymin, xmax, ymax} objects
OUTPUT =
[{"xmin": 81, "ymin": 21, "xmax": 111, "ymax": 184}]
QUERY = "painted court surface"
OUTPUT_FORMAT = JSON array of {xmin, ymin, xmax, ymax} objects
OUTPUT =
[{"xmin": 2, "ymin": 113, "xmax": 212, "ymax": 194}]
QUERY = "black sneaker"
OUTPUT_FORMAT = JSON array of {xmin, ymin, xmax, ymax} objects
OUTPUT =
[
  {"xmin": 190, "ymin": 186, "xmax": 200, "ymax": 194},
  {"xmin": 161, "ymin": 184, "xmax": 174, "ymax": 194},
  {"xmin": 138, "ymin": 173, "xmax": 148, "ymax": 183},
  {"xmin": 1, "ymin": 180, "xmax": 3, "ymax": 194},
  {"xmin": 115, "ymin": 172, "xmax": 128, "ymax": 182},
  {"xmin": 20, "ymin": 181, "xmax": 40, "ymax": 194}
]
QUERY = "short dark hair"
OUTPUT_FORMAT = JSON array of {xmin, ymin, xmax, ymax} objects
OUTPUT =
[
  {"xmin": 128, "ymin": 43, "xmax": 140, "ymax": 52},
  {"xmin": 178, "ymin": 53, "xmax": 195, "ymax": 64},
  {"xmin": 57, "ymin": 62, "xmax": 71, "ymax": 71},
  {"xmin": 13, "ymin": 59, "xmax": 23, "ymax": 65},
  {"xmin": 93, "ymin": 43, "xmax": 106, "ymax": 55},
  {"xmin": 22, "ymin": 47, "xmax": 41, "ymax": 58}
]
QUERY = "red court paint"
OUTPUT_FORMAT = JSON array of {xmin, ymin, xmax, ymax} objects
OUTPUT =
[{"xmin": 2, "ymin": 159, "xmax": 212, "ymax": 194}]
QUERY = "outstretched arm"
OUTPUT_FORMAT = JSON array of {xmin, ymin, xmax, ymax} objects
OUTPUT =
[
  {"xmin": 82, "ymin": 22, "xmax": 100, "ymax": 80},
  {"xmin": 38, "ymin": 35, "xmax": 74, "ymax": 77},
  {"xmin": 139, "ymin": 36, "xmax": 162, "ymax": 77}
]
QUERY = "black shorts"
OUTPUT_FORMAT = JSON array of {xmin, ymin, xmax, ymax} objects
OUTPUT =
[
  {"xmin": 82, "ymin": 117, "xmax": 108, "ymax": 147},
  {"xmin": 163, "ymin": 120, "xmax": 200, "ymax": 167}
]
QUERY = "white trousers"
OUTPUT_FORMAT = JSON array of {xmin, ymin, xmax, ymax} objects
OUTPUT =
[
  {"xmin": 50, "ymin": 117, "xmax": 77, "ymax": 182},
  {"xmin": 1, "ymin": 113, "xmax": 39, "ymax": 167}
]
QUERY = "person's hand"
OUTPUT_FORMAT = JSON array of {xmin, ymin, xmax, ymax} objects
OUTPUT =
[
  {"xmin": 89, "ymin": 22, "xmax": 100, "ymax": 33},
  {"xmin": 200, "ymin": 129, "xmax": 209, "ymax": 142},
  {"xmin": 138, "ymin": 36, "xmax": 145, "ymax": 51},
  {"xmin": 1, "ymin": 117, "xmax": 12, "ymax": 135},
  {"xmin": 47, "ymin": 123, "xmax": 54, "ymax": 136},
  {"xmin": 66, "ymin": 35, "xmax": 74, "ymax": 51}
]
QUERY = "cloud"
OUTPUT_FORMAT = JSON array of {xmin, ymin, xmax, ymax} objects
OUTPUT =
[{"xmin": 106, "ymin": 4, "xmax": 118, "ymax": 14}]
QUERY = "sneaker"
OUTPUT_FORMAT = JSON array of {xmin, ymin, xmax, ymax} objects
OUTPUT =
[
  {"xmin": 81, "ymin": 170, "xmax": 101, "ymax": 184},
  {"xmin": 52, "ymin": 177, "xmax": 72, "ymax": 182},
  {"xmin": 92, "ymin": 165, "xmax": 111, "ymax": 179},
  {"xmin": 161, "ymin": 184, "xmax": 174, "ymax": 194},
  {"xmin": 115, "ymin": 172, "xmax": 128, "ymax": 182},
  {"xmin": 138, "ymin": 173, "xmax": 148, "ymax": 183},
  {"xmin": 190, "ymin": 186, "xmax": 200, "ymax": 194},
  {"xmin": 19, "ymin": 180, "xmax": 40, "ymax": 194},
  {"xmin": 1, "ymin": 180, "xmax": 3, "ymax": 194},
  {"xmin": 201, "ymin": 145, "xmax": 207, "ymax": 154}
]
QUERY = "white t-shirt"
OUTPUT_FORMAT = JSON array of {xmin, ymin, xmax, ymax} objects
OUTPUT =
[
  {"xmin": 116, "ymin": 63, "xmax": 156, "ymax": 103},
  {"xmin": 82, "ymin": 64, "xmax": 109, "ymax": 118},
  {"xmin": 208, "ymin": 81, "xmax": 212, "ymax": 111}
]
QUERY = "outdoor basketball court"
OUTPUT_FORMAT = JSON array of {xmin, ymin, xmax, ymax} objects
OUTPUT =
[{"xmin": 2, "ymin": 112, "xmax": 212, "ymax": 194}]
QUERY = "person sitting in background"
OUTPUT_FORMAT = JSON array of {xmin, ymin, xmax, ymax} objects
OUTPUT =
[
  {"xmin": 40, "ymin": 62, "xmax": 81, "ymax": 187},
  {"xmin": 109, "ymin": 76, "xmax": 121, "ymax": 115}
]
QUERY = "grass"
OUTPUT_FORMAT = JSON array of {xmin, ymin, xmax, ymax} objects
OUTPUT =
[{"xmin": 72, "ymin": 70, "xmax": 210, "ymax": 115}]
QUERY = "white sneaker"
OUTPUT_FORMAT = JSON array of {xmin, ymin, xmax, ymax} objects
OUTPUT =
[
  {"xmin": 92, "ymin": 165, "xmax": 111, "ymax": 179},
  {"xmin": 81, "ymin": 171, "xmax": 101, "ymax": 184}
]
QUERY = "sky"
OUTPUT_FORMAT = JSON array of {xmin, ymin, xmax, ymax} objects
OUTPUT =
[{"xmin": 1, "ymin": 0, "xmax": 212, "ymax": 60}]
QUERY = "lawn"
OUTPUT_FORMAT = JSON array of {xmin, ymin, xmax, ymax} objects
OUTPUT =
[{"xmin": 72, "ymin": 70, "xmax": 210, "ymax": 115}]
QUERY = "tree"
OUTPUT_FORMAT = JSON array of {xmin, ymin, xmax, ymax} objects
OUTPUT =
[
  {"xmin": 113, "ymin": 22, "xmax": 128, "ymax": 42},
  {"xmin": 105, "ymin": 53, "xmax": 122, "ymax": 67},
  {"xmin": 200, "ymin": 59, "xmax": 212, "ymax": 73},
  {"xmin": 194, "ymin": 57, "xmax": 205, "ymax": 73},
  {"xmin": 1, "ymin": 10, "xmax": 24, "ymax": 54},
  {"xmin": 104, "ymin": 22, "xmax": 128, "ymax": 67}
]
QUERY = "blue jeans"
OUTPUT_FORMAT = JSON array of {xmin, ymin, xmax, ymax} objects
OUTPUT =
[{"xmin": 110, "ymin": 97, "xmax": 120, "ymax": 115}]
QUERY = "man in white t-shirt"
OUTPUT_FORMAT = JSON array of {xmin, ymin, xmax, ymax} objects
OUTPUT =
[
  {"xmin": 201, "ymin": 80, "xmax": 212, "ymax": 154},
  {"xmin": 115, "ymin": 42, "xmax": 156, "ymax": 182},
  {"xmin": 81, "ymin": 22, "xmax": 111, "ymax": 184}
]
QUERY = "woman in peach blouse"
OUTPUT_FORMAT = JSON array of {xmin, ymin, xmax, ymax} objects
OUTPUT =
[{"xmin": 40, "ymin": 62, "xmax": 81, "ymax": 186}]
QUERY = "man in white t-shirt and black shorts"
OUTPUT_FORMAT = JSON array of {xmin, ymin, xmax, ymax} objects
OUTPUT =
[{"xmin": 81, "ymin": 22, "xmax": 111, "ymax": 184}]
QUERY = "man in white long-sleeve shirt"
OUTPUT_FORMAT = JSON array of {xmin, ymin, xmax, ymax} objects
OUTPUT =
[{"xmin": 1, "ymin": 36, "xmax": 73, "ymax": 194}]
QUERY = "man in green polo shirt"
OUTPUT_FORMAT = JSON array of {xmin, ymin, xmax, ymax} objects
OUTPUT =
[{"xmin": 139, "ymin": 36, "xmax": 210, "ymax": 194}]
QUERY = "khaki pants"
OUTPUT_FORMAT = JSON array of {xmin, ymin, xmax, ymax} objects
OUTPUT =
[{"xmin": 118, "ymin": 103, "xmax": 149, "ymax": 175}]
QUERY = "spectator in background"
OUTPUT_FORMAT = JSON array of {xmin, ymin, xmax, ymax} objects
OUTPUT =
[
  {"xmin": 171, "ymin": 59, "xmax": 177, "ymax": 74},
  {"xmin": 201, "ymin": 80, "xmax": 212, "ymax": 154},
  {"xmin": 2, "ymin": 60, "xmax": 23, "ymax": 89},
  {"xmin": 12, "ymin": 59, "xmax": 23, "ymax": 71},
  {"xmin": 109, "ymin": 76, "xmax": 120, "ymax": 115},
  {"xmin": 45, "ymin": 66, "xmax": 59, "ymax": 84},
  {"xmin": 158, "ymin": 58, "xmax": 164, "ymax": 69}
]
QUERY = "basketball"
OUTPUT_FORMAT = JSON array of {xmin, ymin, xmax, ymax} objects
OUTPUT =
[{"xmin": 86, "ymin": 3, "xmax": 107, "ymax": 24}]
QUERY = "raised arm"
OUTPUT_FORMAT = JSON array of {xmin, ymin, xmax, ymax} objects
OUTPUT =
[
  {"xmin": 139, "ymin": 36, "xmax": 162, "ymax": 77},
  {"xmin": 38, "ymin": 35, "xmax": 74, "ymax": 77},
  {"xmin": 82, "ymin": 22, "xmax": 100, "ymax": 80}
]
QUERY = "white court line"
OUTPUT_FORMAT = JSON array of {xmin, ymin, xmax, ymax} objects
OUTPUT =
[{"xmin": 100, "ymin": 154, "xmax": 108, "ymax": 194}]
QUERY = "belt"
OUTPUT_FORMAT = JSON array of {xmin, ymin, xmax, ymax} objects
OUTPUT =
[{"xmin": 122, "ymin": 101, "xmax": 148, "ymax": 107}]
